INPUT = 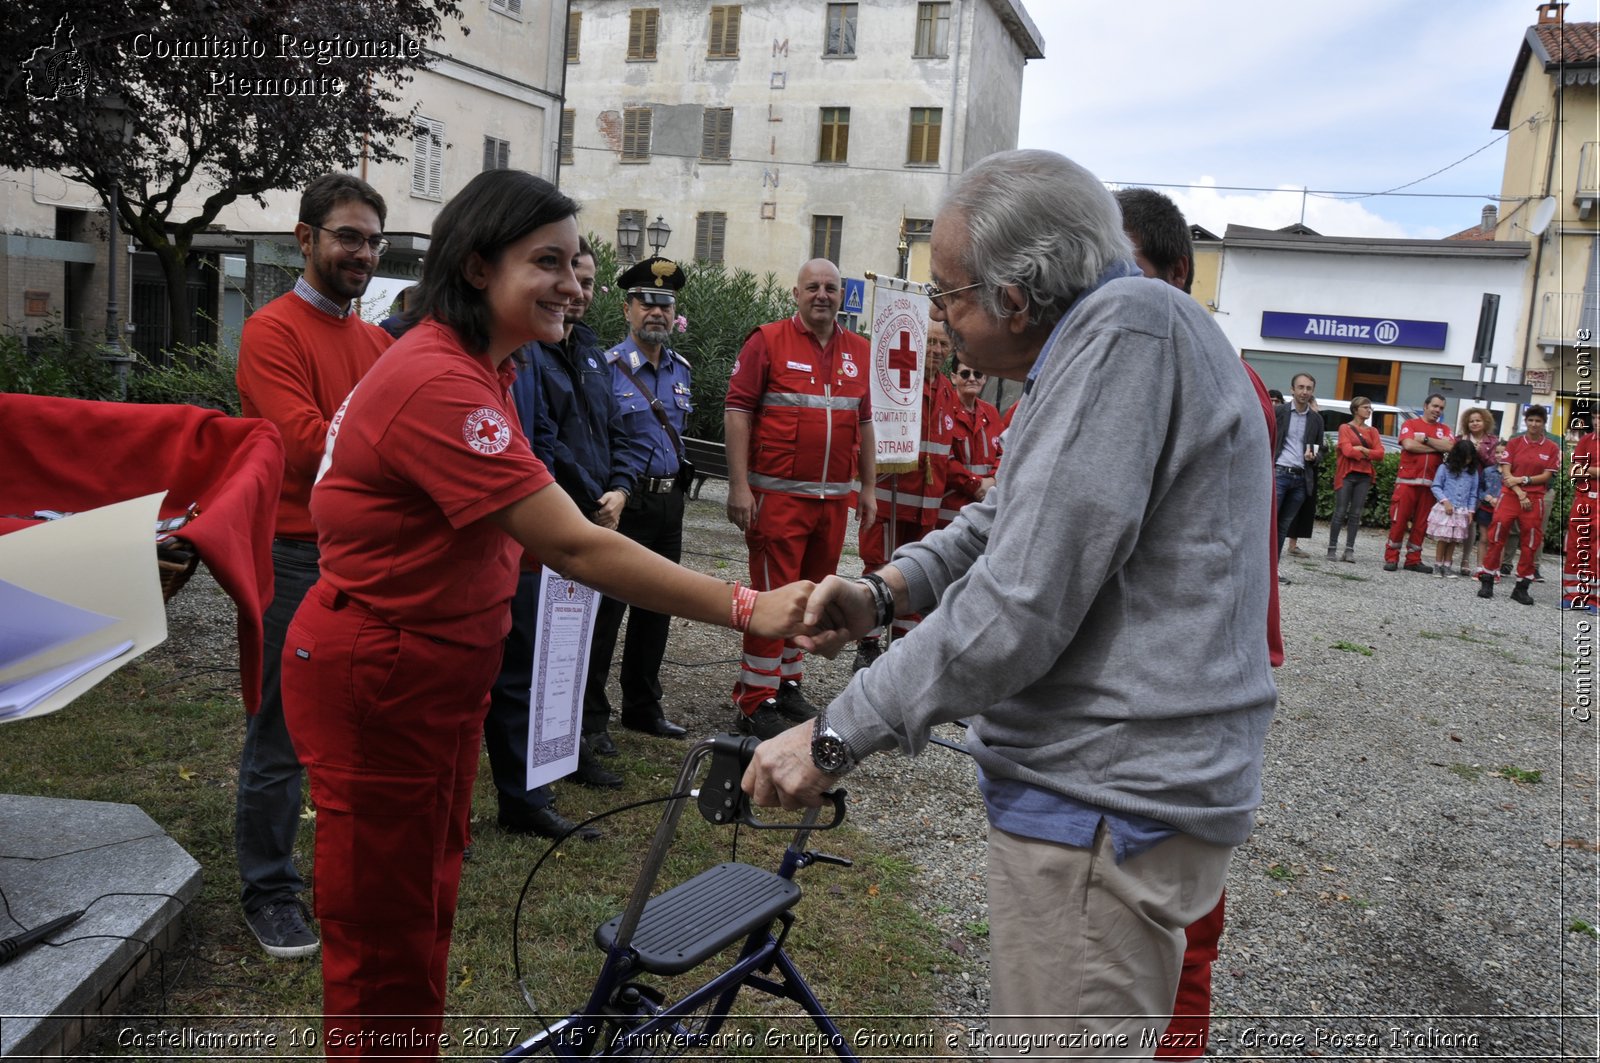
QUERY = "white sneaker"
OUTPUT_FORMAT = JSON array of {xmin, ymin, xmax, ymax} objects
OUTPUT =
[{"xmin": 1448, "ymin": 568, "xmax": 1461, "ymax": 579}]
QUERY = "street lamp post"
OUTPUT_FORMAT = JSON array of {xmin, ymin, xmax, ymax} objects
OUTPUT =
[
  {"xmin": 615, "ymin": 215, "xmax": 642, "ymax": 264},
  {"xmin": 94, "ymin": 93, "xmax": 135, "ymax": 398},
  {"xmin": 645, "ymin": 215, "xmax": 672, "ymax": 255}
]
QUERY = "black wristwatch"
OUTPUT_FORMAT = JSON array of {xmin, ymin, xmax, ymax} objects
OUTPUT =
[{"xmin": 811, "ymin": 710, "xmax": 855, "ymax": 776}]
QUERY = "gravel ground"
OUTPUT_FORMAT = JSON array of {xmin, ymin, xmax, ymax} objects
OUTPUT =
[{"xmin": 162, "ymin": 486, "xmax": 1598, "ymax": 1059}]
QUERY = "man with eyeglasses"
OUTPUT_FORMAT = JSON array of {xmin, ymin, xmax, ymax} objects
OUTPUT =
[
  {"xmin": 725, "ymin": 258, "xmax": 876, "ymax": 738},
  {"xmin": 1384, "ymin": 393, "xmax": 1454, "ymax": 573},
  {"xmin": 234, "ymin": 173, "xmax": 394, "ymax": 958},
  {"xmin": 851, "ymin": 316, "xmax": 958, "ymax": 671},
  {"xmin": 743, "ymin": 150, "xmax": 1275, "ymax": 1058}
]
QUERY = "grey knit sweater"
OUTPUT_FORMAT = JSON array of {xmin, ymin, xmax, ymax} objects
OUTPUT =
[{"xmin": 828, "ymin": 275, "xmax": 1277, "ymax": 847}]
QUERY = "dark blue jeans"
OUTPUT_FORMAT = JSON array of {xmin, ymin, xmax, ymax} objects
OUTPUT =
[
  {"xmin": 1274, "ymin": 465, "xmax": 1309, "ymax": 559},
  {"xmin": 235, "ymin": 538, "xmax": 317, "ymax": 912},
  {"xmin": 483, "ymin": 571, "xmax": 555, "ymax": 820}
]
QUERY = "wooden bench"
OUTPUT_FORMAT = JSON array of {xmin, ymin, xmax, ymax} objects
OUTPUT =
[{"xmin": 681, "ymin": 436, "xmax": 729, "ymax": 500}]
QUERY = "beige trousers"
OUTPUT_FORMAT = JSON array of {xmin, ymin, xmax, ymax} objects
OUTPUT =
[{"xmin": 986, "ymin": 824, "xmax": 1232, "ymax": 1061}]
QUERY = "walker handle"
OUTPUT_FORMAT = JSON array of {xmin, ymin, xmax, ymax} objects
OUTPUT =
[{"xmin": 696, "ymin": 732, "xmax": 846, "ymax": 830}]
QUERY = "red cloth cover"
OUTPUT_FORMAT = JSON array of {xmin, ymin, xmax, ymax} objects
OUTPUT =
[{"xmin": 0, "ymin": 394, "xmax": 284, "ymax": 713}]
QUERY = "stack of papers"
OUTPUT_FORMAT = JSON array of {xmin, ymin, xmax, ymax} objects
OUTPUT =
[{"xmin": 0, "ymin": 493, "xmax": 169, "ymax": 723}]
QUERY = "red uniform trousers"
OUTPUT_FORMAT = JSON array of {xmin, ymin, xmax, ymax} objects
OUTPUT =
[
  {"xmin": 859, "ymin": 515, "xmax": 929, "ymax": 637},
  {"xmin": 1156, "ymin": 892, "xmax": 1225, "ymax": 1060},
  {"xmin": 282, "ymin": 582, "xmax": 499, "ymax": 1058},
  {"xmin": 1384, "ymin": 482, "xmax": 1435, "ymax": 566},
  {"xmin": 734, "ymin": 490, "xmax": 849, "ymax": 714},
  {"xmin": 1564, "ymin": 485, "xmax": 1598, "ymax": 611},
  {"xmin": 1480, "ymin": 494, "xmax": 1547, "ymax": 582}
]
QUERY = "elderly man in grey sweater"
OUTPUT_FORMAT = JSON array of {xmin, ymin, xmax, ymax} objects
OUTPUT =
[{"xmin": 744, "ymin": 149, "xmax": 1277, "ymax": 1058}]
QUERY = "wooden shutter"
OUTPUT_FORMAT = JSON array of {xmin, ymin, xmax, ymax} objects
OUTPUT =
[
  {"xmin": 695, "ymin": 212, "xmax": 726, "ymax": 262},
  {"xmin": 709, "ymin": 6, "xmax": 741, "ymax": 57},
  {"xmin": 623, "ymin": 108, "xmax": 653, "ymax": 161},
  {"xmin": 629, "ymin": 8, "xmax": 659, "ymax": 59},
  {"xmin": 412, "ymin": 118, "xmax": 443, "ymax": 199},
  {"xmin": 701, "ymin": 108, "xmax": 732, "ymax": 160},
  {"xmin": 566, "ymin": 12, "xmax": 581, "ymax": 62},
  {"xmin": 560, "ymin": 109, "xmax": 575, "ymax": 164}
]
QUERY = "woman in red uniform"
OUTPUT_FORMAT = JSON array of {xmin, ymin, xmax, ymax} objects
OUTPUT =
[
  {"xmin": 280, "ymin": 170, "xmax": 811, "ymax": 1057},
  {"xmin": 939, "ymin": 354, "xmax": 1004, "ymax": 527}
]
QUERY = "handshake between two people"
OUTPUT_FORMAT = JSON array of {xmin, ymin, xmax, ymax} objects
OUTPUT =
[
  {"xmin": 752, "ymin": 574, "xmax": 882, "ymax": 655},
  {"xmin": 743, "ymin": 574, "xmax": 889, "ymax": 813}
]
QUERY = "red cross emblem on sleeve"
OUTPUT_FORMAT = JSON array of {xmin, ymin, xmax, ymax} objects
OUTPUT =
[{"xmin": 463, "ymin": 406, "xmax": 513, "ymax": 455}]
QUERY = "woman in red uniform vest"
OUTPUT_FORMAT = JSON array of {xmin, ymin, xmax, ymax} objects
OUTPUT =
[{"xmin": 281, "ymin": 170, "xmax": 812, "ymax": 1058}]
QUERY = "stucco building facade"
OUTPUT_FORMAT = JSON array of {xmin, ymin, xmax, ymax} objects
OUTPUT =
[
  {"xmin": 559, "ymin": 0, "xmax": 1043, "ymax": 285},
  {"xmin": 1488, "ymin": 1, "xmax": 1599, "ymax": 428}
]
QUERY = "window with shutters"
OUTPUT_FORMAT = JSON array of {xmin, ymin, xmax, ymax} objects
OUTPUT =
[
  {"xmin": 560, "ymin": 109, "xmax": 575, "ymax": 165},
  {"xmin": 566, "ymin": 11, "xmax": 581, "ymax": 62},
  {"xmin": 695, "ymin": 212, "xmax": 727, "ymax": 263},
  {"xmin": 411, "ymin": 117, "xmax": 444, "ymax": 200},
  {"xmin": 906, "ymin": 107, "xmax": 941, "ymax": 166},
  {"xmin": 622, "ymin": 107, "xmax": 653, "ymax": 162},
  {"xmin": 824, "ymin": 4, "xmax": 857, "ymax": 57},
  {"xmin": 627, "ymin": 8, "xmax": 659, "ymax": 60},
  {"xmin": 482, "ymin": 136, "xmax": 510, "ymax": 172},
  {"xmin": 818, "ymin": 107, "xmax": 849, "ymax": 163},
  {"xmin": 700, "ymin": 107, "xmax": 732, "ymax": 162},
  {"xmin": 914, "ymin": 2, "xmax": 950, "ymax": 57},
  {"xmin": 489, "ymin": 0, "xmax": 522, "ymax": 16},
  {"xmin": 708, "ymin": 5, "xmax": 741, "ymax": 58},
  {"xmin": 618, "ymin": 208, "xmax": 647, "ymax": 266},
  {"xmin": 811, "ymin": 215, "xmax": 843, "ymax": 266}
]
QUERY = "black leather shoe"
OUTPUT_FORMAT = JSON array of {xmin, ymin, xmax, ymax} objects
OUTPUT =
[
  {"xmin": 575, "ymin": 742, "xmax": 624, "ymax": 789},
  {"xmin": 1510, "ymin": 579, "xmax": 1535, "ymax": 606},
  {"xmin": 588, "ymin": 731, "xmax": 620, "ymax": 757},
  {"xmin": 1382, "ymin": 561, "xmax": 1398, "ymax": 571},
  {"xmin": 1403, "ymin": 562, "xmax": 1433, "ymax": 575},
  {"xmin": 620, "ymin": 714, "xmax": 688, "ymax": 738},
  {"xmin": 500, "ymin": 806, "xmax": 601, "ymax": 842},
  {"xmin": 775, "ymin": 680, "xmax": 819, "ymax": 723},
  {"xmin": 1477, "ymin": 575, "xmax": 1495, "ymax": 599}
]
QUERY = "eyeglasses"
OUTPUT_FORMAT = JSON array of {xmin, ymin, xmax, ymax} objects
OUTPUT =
[
  {"xmin": 313, "ymin": 225, "xmax": 389, "ymax": 257},
  {"xmin": 955, "ymin": 369, "xmax": 985, "ymax": 380},
  {"xmin": 926, "ymin": 279, "xmax": 983, "ymax": 312}
]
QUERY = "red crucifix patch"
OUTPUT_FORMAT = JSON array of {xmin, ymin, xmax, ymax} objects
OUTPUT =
[{"xmin": 464, "ymin": 407, "xmax": 513, "ymax": 455}]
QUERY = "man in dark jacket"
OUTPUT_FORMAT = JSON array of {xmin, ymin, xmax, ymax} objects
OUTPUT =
[{"xmin": 1271, "ymin": 373, "xmax": 1323, "ymax": 570}]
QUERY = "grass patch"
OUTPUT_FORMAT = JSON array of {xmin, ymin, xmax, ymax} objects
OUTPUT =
[
  {"xmin": 1331, "ymin": 641, "xmax": 1374, "ymax": 656},
  {"xmin": 1571, "ymin": 919, "xmax": 1600, "ymax": 940},
  {"xmin": 1, "ymin": 657, "xmax": 953, "ymax": 1056},
  {"xmin": 1266, "ymin": 863, "xmax": 1297, "ymax": 882},
  {"xmin": 1331, "ymin": 571, "xmax": 1370, "ymax": 582},
  {"xmin": 1495, "ymin": 764, "xmax": 1542, "ymax": 785},
  {"xmin": 1447, "ymin": 763, "xmax": 1483, "ymax": 782},
  {"xmin": 1419, "ymin": 631, "xmax": 1445, "ymax": 641}
]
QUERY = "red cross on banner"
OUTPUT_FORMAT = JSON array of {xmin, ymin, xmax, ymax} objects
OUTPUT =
[{"xmin": 888, "ymin": 330, "xmax": 918, "ymax": 389}]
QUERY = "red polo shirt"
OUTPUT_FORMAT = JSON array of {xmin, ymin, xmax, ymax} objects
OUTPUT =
[{"xmin": 310, "ymin": 319, "xmax": 554, "ymax": 646}]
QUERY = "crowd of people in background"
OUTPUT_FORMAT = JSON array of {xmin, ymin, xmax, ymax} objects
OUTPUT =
[{"xmin": 1267, "ymin": 379, "xmax": 1583, "ymax": 610}]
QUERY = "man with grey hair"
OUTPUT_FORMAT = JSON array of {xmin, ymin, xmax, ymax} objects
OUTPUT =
[{"xmin": 743, "ymin": 150, "xmax": 1276, "ymax": 1057}]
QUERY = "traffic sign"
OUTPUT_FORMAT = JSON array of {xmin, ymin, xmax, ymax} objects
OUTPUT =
[
  {"xmin": 842, "ymin": 277, "xmax": 866, "ymax": 316},
  {"xmin": 1429, "ymin": 377, "xmax": 1533, "ymax": 406}
]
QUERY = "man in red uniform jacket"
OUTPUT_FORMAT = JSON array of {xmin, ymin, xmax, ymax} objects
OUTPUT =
[
  {"xmin": 725, "ymin": 258, "xmax": 876, "ymax": 738},
  {"xmin": 1479, "ymin": 405, "xmax": 1562, "ymax": 605},
  {"xmin": 851, "ymin": 317, "xmax": 958, "ymax": 669},
  {"xmin": 234, "ymin": 173, "xmax": 393, "ymax": 958},
  {"xmin": 1385, "ymin": 394, "xmax": 1454, "ymax": 573}
]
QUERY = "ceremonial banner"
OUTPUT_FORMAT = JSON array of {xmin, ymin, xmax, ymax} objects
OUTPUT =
[
  {"xmin": 526, "ymin": 567, "xmax": 599, "ymax": 790},
  {"xmin": 869, "ymin": 278, "xmax": 932, "ymax": 475}
]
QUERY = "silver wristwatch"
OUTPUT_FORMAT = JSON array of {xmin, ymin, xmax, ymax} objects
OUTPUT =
[{"xmin": 811, "ymin": 710, "xmax": 855, "ymax": 776}]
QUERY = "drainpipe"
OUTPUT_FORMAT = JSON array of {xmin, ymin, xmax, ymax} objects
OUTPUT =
[
  {"xmin": 554, "ymin": 0, "xmax": 573, "ymax": 186},
  {"xmin": 1518, "ymin": 97, "xmax": 1562, "ymax": 383},
  {"xmin": 946, "ymin": 0, "xmax": 964, "ymax": 185}
]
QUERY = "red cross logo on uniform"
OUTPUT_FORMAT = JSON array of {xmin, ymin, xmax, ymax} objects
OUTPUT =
[
  {"xmin": 476, "ymin": 419, "xmax": 499, "ymax": 443},
  {"xmin": 888, "ymin": 330, "xmax": 918, "ymax": 389}
]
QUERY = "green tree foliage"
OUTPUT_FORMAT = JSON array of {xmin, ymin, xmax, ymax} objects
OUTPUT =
[
  {"xmin": 1, "ymin": 0, "xmax": 462, "ymax": 350},
  {"xmin": 582, "ymin": 236, "xmax": 793, "ymax": 441}
]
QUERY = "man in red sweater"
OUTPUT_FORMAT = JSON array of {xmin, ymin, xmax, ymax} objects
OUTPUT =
[{"xmin": 234, "ymin": 174, "xmax": 393, "ymax": 958}]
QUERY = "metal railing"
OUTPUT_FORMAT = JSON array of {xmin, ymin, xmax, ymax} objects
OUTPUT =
[{"xmin": 1538, "ymin": 290, "xmax": 1598, "ymax": 347}]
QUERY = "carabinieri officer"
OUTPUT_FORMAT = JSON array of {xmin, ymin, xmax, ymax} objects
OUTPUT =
[{"xmin": 592, "ymin": 256, "xmax": 694, "ymax": 739}]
